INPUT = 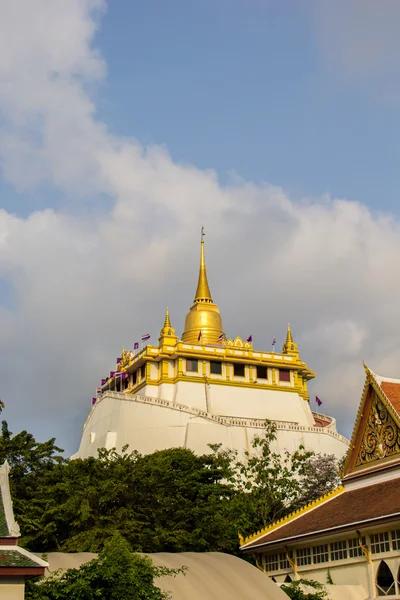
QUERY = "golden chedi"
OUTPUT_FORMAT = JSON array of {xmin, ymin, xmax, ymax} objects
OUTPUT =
[{"xmin": 181, "ymin": 229, "xmax": 224, "ymax": 345}]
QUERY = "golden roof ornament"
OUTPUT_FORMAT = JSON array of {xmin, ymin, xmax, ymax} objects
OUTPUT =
[
  {"xmin": 181, "ymin": 228, "xmax": 224, "ymax": 344},
  {"xmin": 282, "ymin": 323, "xmax": 299, "ymax": 355},
  {"xmin": 159, "ymin": 307, "xmax": 178, "ymax": 345},
  {"xmin": 194, "ymin": 226, "xmax": 212, "ymax": 303}
]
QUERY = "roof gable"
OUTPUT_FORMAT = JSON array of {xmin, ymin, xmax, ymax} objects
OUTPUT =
[{"xmin": 343, "ymin": 365, "xmax": 400, "ymax": 479}]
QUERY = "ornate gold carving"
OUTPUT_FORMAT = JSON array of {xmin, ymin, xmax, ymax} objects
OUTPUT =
[
  {"xmin": 117, "ymin": 348, "xmax": 133, "ymax": 372},
  {"xmin": 355, "ymin": 391, "xmax": 400, "ymax": 466}
]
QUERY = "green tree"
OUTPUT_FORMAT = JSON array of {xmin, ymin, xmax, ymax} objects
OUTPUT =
[
  {"xmin": 211, "ymin": 421, "xmax": 315, "ymax": 538},
  {"xmin": 25, "ymin": 532, "xmax": 185, "ymax": 600},
  {"xmin": 0, "ymin": 421, "xmax": 65, "ymax": 547},
  {"xmin": 19, "ymin": 445, "xmax": 237, "ymax": 554},
  {"xmin": 281, "ymin": 579, "xmax": 328, "ymax": 600}
]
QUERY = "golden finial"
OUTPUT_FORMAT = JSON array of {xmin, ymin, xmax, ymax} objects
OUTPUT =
[
  {"xmin": 182, "ymin": 229, "xmax": 224, "ymax": 344},
  {"xmin": 282, "ymin": 323, "xmax": 298, "ymax": 355},
  {"xmin": 159, "ymin": 306, "xmax": 177, "ymax": 344},
  {"xmin": 194, "ymin": 226, "xmax": 212, "ymax": 303},
  {"xmin": 163, "ymin": 307, "xmax": 171, "ymax": 329}
]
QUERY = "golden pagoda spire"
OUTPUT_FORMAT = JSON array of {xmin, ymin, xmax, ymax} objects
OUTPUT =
[
  {"xmin": 282, "ymin": 323, "xmax": 299, "ymax": 355},
  {"xmin": 182, "ymin": 229, "xmax": 224, "ymax": 344},
  {"xmin": 159, "ymin": 307, "xmax": 177, "ymax": 345},
  {"xmin": 194, "ymin": 226, "xmax": 212, "ymax": 304},
  {"xmin": 163, "ymin": 307, "xmax": 171, "ymax": 330}
]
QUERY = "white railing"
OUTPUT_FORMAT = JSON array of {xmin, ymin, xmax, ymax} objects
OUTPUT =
[{"xmin": 85, "ymin": 391, "xmax": 349, "ymax": 445}]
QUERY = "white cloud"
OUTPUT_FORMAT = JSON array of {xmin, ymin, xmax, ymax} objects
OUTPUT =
[{"xmin": 0, "ymin": 0, "xmax": 399, "ymax": 453}]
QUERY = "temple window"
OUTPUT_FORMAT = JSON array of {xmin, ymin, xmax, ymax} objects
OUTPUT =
[
  {"xmin": 330, "ymin": 540, "xmax": 347, "ymax": 561},
  {"xmin": 348, "ymin": 536, "xmax": 366, "ymax": 558},
  {"xmin": 265, "ymin": 554, "xmax": 279, "ymax": 572},
  {"xmin": 210, "ymin": 361, "xmax": 222, "ymax": 375},
  {"xmin": 279, "ymin": 369, "xmax": 290, "ymax": 382},
  {"xmin": 297, "ymin": 547, "xmax": 311, "ymax": 566},
  {"xmin": 391, "ymin": 529, "xmax": 400, "ymax": 550},
  {"xmin": 312, "ymin": 544, "xmax": 329, "ymax": 564},
  {"xmin": 186, "ymin": 359, "xmax": 198, "ymax": 373},
  {"xmin": 256, "ymin": 366, "xmax": 268, "ymax": 380},
  {"xmin": 279, "ymin": 551, "xmax": 293, "ymax": 569},
  {"xmin": 233, "ymin": 363, "xmax": 245, "ymax": 377},
  {"xmin": 371, "ymin": 532, "xmax": 390, "ymax": 554},
  {"xmin": 376, "ymin": 561, "xmax": 395, "ymax": 596}
]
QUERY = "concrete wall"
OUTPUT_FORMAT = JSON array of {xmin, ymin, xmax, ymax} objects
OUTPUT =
[
  {"xmin": 75, "ymin": 395, "xmax": 348, "ymax": 459},
  {"xmin": 0, "ymin": 578, "xmax": 24, "ymax": 600}
]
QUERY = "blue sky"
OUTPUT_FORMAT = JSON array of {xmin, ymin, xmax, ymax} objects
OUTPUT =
[
  {"xmin": 95, "ymin": 1, "xmax": 399, "ymax": 212},
  {"xmin": 1, "ymin": 0, "xmax": 400, "ymax": 454}
]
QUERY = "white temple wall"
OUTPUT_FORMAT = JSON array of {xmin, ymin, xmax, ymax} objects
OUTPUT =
[
  {"xmin": 144, "ymin": 380, "xmax": 314, "ymax": 426},
  {"xmin": 75, "ymin": 397, "xmax": 348, "ymax": 460},
  {"xmin": 206, "ymin": 385, "xmax": 314, "ymax": 426}
]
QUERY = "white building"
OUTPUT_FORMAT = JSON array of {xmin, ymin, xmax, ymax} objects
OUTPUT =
[
  {"xmin": 240, "ymin": 364, "xmax": 400, "ymax": 599},
  {"xmin": 74, "ymin": 234, "xmax": 348, "ymax": 461}
]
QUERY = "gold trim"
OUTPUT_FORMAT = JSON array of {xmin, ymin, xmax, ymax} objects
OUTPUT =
[
  {"xmin": 343, "ymin": 363, "xmax": 400, "ymax": 477},
  {"xmin": 240, "ymin": 486, "xmax": 345, "ymax": 548}
]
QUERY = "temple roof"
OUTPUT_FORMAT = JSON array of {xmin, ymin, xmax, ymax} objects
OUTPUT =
[
  {"xmin": 343, "ymin": 364, "xmax": 400, "ymax": 480},
  {"xmin": 241, "ymin": 477, "xmax": 400, "ymax": 552},
  {"xmin": 240, "ymin": 364, "xmax": 400, "ymax": 553}
]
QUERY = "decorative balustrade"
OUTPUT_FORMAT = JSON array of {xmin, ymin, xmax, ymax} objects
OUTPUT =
[{"xmin": 85, "ymin": 391, "xmax": 348, "ymax": 445}]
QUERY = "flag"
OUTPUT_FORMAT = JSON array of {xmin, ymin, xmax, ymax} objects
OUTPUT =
[
  {"xmin": 96, "ymin": 387, "xmax": 102, "ymax": 393},
  {"xmin": 117, "ymin": 357, "xmax": 122, "ymax": 364},
  {"xmin": 134, "ymin": 342, "xmax": 139, "ymax": 350},
  {"xmin": 246, "ymin": 335, "xmax": 252, "ymax": 342},
  {"xmin": 217, "ymin": 332, "xmax": 226, "ymax": 343},
  {"xmin": 198, "ymin": 331, "xmax": 202, "ymax": 341},
  {"xmin": 316, "ymin": 396, "xmax": 322, "ymax": 407},
  {"xmin": 272, "ymin": 336, "xmax": 276, "ymax": 345},
  {"xmin": 91, "ymin": 397, "xmax": 97, "ymax": 405},
  {"xmin": 101, "ymin": 378, "xmax": 107, "ymax": 386},
  {"xmin": 110, "ymin": 371, "xmax": 116, "ymax": 378},
  {"xmin": 115, "ymin": 372, "xmax": 129, "ymax": 380},
  {"xmin": 142, "ymin": 333, "xmax": 151, "ymax": 343}
]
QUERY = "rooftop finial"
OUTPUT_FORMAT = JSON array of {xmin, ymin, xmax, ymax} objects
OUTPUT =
[
  {"xmin": 159, "ymin": 306, "xmax": 177, "ymax": 343},
  {"xmin": 282, "ymin": 323, "xmax": 298, "ymax": 355},
  {"xmin": 164, "ymin": 307, "xmax": 171, "ymax": 329},
  {"xmin": 194, "ymin": 226, "xmax": 212, "ymax": 303}
]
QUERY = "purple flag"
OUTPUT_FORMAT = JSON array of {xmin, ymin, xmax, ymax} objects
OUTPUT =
[
  {"xmin": 91, "ymin": 397, "xmax": 97, "ymax": 405},
  {"xmin": 272, "ymin": 336, "xmax": 276, "ymax": 345},
  {"xmin": 101, "ymin": 378, "xmax": 107, "ymax": 386},
  {"xmin": 110, "ymin": 371, "xmax": 116, "ymax": 378},
  {"xmin": 134, "ymin": 342, "xmax": 139, "ymax": 350},
  {"xmin": 246, "ymin": 335, "xmax": 252, "ymax": 342},
  {"xmin": 117, "ymin": 357, "xmax": 122, "ymax": 364},
  {"xmin": 316, "ymin": 396, "xmax": 322, "ymax": 407}
]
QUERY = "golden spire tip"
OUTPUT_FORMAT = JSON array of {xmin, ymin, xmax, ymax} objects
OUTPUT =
[{"xmin": 194, "ymin": 226, "xmax": 212, "ymax": 303}]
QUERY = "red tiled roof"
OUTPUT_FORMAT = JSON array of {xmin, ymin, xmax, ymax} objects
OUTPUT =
[
  {"xmin": 380, "ymin": 382, "xmax": 400, "ymax": 416},
  {"xmin": 242, "ymin": 477, "xmax": 400, "ymax": 551}
]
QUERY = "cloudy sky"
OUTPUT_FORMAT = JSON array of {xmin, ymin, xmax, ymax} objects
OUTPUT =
[{"xmin": 0, "ymin": 0, "xmax": 399, "ymax": 455}]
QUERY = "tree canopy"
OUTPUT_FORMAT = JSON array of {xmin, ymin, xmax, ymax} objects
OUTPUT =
[
  {"xmin": 0, "ymin": 418, "xmax": 340, "ymax": 556},
  {"xmin": 25, "ymin": 532, "xmax": 185, "ymax": 600}
]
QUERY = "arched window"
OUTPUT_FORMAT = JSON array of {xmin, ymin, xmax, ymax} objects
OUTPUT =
[
  {"xmin": 376, "ymin": 561, "xmax": 395, "ymax": 596},
  {"xmin": 284, "ymin": 574, "xmax": 292, "ymax": 583}
]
